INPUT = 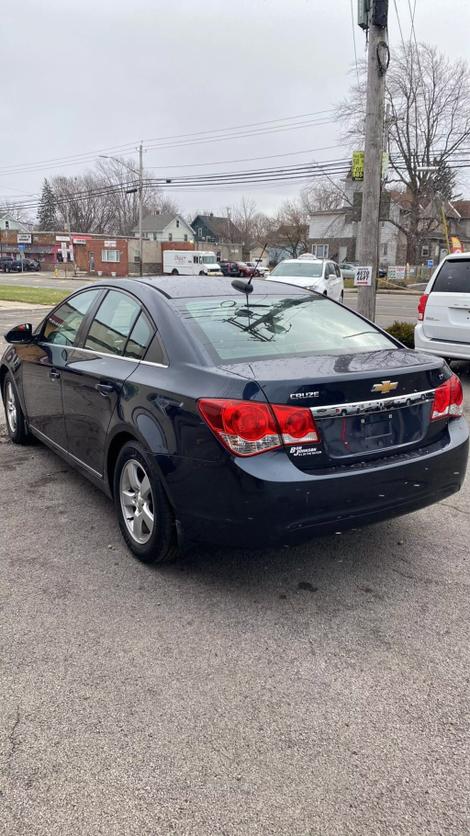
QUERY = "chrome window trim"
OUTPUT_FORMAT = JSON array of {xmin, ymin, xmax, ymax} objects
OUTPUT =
[
  {"xmin": 29, "ymin": 426, "xmax": 103, "ymax": 478},
  {"xmin": 40, "ymin": 343, "xmax": 168, "ymax": 367},
  {"xmin": 310, "ymin": 389, "xmax": 435, "ymax": 419}
]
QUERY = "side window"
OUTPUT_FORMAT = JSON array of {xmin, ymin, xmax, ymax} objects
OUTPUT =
[
  {"xmin": 328, "ymin": 262, "xmax": 336, "ymax": 277},
  {"xmin": 43, "ymin": 289, "xmax": 100, "ymax": 346},
  {"xmin": 85, "ymin": 290, "xmax": 140, "ymax": 356},
  {"xmin": 124, "ymin": 312, "xmax": 153, "ymax": 359},
  {"xmin": 335, "ymin": 264, "xmax": 341, "ymax": 278}
]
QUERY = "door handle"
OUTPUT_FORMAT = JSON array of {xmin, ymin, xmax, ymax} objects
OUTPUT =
[
  {"xmin": 95, "ymin": 383, "xmax": 114, "ymax": 397},
  {"xmin": 49, "ymin": 369, "xmax": 61, "ymax": 381}
]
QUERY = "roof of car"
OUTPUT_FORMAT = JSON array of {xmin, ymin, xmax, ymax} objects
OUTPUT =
[{"xmin": 134, "ymin": 276, "xmax": 307, "ymax": 299}]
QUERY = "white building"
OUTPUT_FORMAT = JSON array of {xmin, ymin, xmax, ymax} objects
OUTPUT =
[{"xmin": 133, "ymin": 213, "xmax": 195, "ymax": 243}]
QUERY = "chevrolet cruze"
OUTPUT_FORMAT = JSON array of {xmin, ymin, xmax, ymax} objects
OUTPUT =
[{"xmin": 1, "ymin": 276, "xmax": 468, "ymax": 563}]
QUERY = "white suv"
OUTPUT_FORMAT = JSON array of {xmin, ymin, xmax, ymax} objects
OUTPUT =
[
  {"xmin": 266, "ymin": 258, "xmax": 344, "ymax": 302},
  {"xmin": 414, "ymin": 253, "xmax": 470, "ymax": 361}
]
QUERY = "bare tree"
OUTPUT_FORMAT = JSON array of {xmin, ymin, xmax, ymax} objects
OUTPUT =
[
  {"xmin": 301, "ymin": 180, "xmax": 343, "ymax": 214},
  {"xmin": 274, "ymin": 199, "xmax": 310, "ymax": 258},
  {"xmin": 339, "ymin": 42, "xmax": 470, "ymax": 261},
  {"xmin": 50, "ymin": 158, "xmax": 178, "ymax": 234},
  {"xmin": 231, "ymin": 197, "xmax": 272, "ymax": 249}
]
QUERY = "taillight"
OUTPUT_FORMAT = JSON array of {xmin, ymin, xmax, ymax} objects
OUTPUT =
[
  {"xmin": 417, "ymin": 293, "xmax": 429, "ymax": 321},
  {"xmin": 198, "ymin": 399, "xmax": 320, "ymax": 456},
  {"xmin": 431, "ymin": 374, "xmax": 464, "ymax": 421}
]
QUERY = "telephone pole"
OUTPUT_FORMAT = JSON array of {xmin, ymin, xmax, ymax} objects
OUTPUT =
[
  {"xmin": 357, "ymin": 0, "xmax": 389, "ymax": 321},
  {"xmin": 138, "ymin": 141, "xmax": 144, "ymax": 277}
]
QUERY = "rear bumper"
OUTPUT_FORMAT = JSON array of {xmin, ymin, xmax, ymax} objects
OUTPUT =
[
  {"xmin": 414, "ymin": 324, "xmax": 470, "ymax": 361},
  {"xmin": 169, "ymin": 419, "xmax": 468, "ymax": 549}
]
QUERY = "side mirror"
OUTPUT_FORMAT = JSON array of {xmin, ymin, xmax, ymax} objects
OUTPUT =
[{"xmin": 5, "ymin": 323, "xmax": 34, "ymax": 344}]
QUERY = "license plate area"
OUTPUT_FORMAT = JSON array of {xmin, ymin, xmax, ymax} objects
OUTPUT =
[
  {"xmin": 318, "ymin": 404, "xmax": 430, "ymax": 459},
  {"xmin": 360, "ymin": 412, "xmax": 393, "ymax": 440}
]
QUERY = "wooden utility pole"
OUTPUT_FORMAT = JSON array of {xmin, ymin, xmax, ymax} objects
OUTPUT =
[
  {"xmin": 138, "ymin": 141, "xmax": 144, "ymax": 277},
  {"xmin": 357, "ymin": 0, "xmax": 389, "ymax": 321}
]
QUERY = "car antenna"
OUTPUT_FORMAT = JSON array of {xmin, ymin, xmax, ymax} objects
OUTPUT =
[{"xmin": 231, "ymin": 241, "xmax": 268, "ymax": 298}]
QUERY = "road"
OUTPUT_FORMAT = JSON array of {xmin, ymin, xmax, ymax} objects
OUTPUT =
[{"xmin": 1, "ymin": 293, "xmax": 469, "ymax": 835}]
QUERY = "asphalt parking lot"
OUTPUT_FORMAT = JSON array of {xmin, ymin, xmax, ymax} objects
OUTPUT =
[{"xmin": 1, "ymin": 305, "xmax": 469, "ymax": 834}]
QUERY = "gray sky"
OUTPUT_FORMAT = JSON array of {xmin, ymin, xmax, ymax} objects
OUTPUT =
[{"xmin": 1, "ymin": 0, "xmax": 470, "ymax": 220}]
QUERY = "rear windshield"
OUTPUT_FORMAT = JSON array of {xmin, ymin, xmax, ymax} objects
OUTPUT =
[
  {"xmin": 173, "ymin": 294, "xmax": 395, "ymax": 362},
  {"xmin": 270, "ymin": 261, "xmax": 323, "ymax": 278},
  {"xmin": 432, "ymin": 259, "xmax": 470, "ymax": 293}
]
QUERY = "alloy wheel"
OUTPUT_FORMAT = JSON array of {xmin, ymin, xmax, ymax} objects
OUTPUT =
[
  {"xmin": 119, "ymin": 459, "xmax": 155, "ymax": 545},
  {"xmin": 5, "ymin": 382, "xmax": 17, "ymax": 434}
]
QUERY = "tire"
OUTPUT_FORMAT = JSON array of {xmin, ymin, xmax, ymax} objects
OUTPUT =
[
  {"xmin": 340, "ymin": 290, "xmax": 344, "ymax": 303},
  {"xmin": 171, "ymin": 268, "xmax": 179, "ymax": 275},
  {"xmin": 2, "ymin": 373, "xmax": 31, "ymax": 444},
  {"xmin": 199, "ymin": 270, "xmax": 206, "ymax": 276},
  {"xmin": 113, "ymin": 440, "xmax": 178, "ymax": 564}
]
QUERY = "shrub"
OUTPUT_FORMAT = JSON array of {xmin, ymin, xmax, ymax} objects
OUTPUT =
[{"xmin": 385, "ymin": 320, "xmax": 415, "ymax": 348}]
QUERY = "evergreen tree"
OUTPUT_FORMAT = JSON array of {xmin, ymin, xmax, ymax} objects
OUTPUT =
[{"xmin": 37, "ymin": 179, "xmax": 57, "ymax": 230}]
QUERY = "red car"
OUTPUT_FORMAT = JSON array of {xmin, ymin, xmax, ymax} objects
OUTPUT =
[{"xmin": 220, "ymin": 261, "xmax": 260, "ymax": 278}]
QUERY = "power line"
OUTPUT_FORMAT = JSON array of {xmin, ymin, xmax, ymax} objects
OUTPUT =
[
  {"xmin": 393, "ymin": 0, "xmax": 407, "ymax": 51},
  {"xmin": 0, "ymin": 109, "xmax": 336, "ymax": 178},
  {"xmin": 350, "ymin": 0, "xmax": 361, "ymax": 87}
]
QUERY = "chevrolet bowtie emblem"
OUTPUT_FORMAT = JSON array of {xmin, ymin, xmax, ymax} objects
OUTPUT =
[{"xmin": 371, "ymin": 380, "xmax": 399, "ymax": 394}]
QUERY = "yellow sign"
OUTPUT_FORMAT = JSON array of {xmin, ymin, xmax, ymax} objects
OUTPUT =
[
  {"xmin": 451, "ymin": 236, "xmax": 463, "ymax": 253},
  {"xmin": 352, "ymin": 151, "xmax": 389, "ymax": 181},
  {"xmin": 352, "ymin": 151, "xmax": 364, "ymax": 180}
]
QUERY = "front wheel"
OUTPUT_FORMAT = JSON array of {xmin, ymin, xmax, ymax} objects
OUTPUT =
[
  {"xmin": 2, "ymin": 374, "xmax": 31, "ymax": 444},
  {"xmin": 114, "ymin": 441, "xmax": 178, "ymax": 564},
  {"xmin": 199, "ymin": 270, "xmax": 206, "ymax": 276},
  {"xmin": 171, "ymin": 268, "xmax": 179, "ymax": 275}
]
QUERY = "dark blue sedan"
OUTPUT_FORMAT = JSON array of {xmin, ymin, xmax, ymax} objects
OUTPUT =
[{"xmin": 1, "ymin": 276, "xmax": 468, "ymax": 563}]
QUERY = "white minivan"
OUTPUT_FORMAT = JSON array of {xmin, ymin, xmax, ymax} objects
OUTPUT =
[
  {"xmin": 414, "ymin": 253, "xmax": 470, "ymax": 361},
  {"xmin": 163, "ymin": 250, "xmax": 222, "ymax": 277}
]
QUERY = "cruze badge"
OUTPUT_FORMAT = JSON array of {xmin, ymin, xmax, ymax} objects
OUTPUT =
[
  {"xmin": 371, "ymin": 380, "xmax": 398, "ymax": 394},
  {"xmin": 289, "ymin": 391, "xmax": 320, "ymax": 400}
]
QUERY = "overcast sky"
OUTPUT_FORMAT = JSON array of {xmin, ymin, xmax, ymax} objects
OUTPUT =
[{"xmin": 1, "ymin": 0, "xmax": 469, "ymax": 220}]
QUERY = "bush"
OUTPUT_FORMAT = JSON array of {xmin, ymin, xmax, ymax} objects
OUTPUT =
[{"xmin": 385, "ymin": 320, "xmax": 415, "ymax": 348}]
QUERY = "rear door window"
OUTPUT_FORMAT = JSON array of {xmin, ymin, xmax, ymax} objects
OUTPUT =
[
  {"xmin": 43, "ymin": 289, "xmax": 100, "ymax": 346},
  {"xmin": 85, "ymin": 290, "xmax": 141, "ymax": 355},
  {"xmin": 432, "ymin": 259, "xmax": 470, "ymax": 293},
  {"xmin": 173, "ymin": 294, "xmax": 395, "ymax": 363},
  {"xmin": 124, "ymin": 312, "xmax": 153, "ymax": 359}
]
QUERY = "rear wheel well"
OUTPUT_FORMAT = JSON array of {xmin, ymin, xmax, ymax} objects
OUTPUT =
[{"xmin": 106, "ymin": 432, "xmax": 136, "ymax": 495}]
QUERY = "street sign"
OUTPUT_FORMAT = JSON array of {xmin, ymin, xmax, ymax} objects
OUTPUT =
[
  {"xmin": 17, "ymin": 233, "xmax": 32, "ymax": 244},
  {"xmin": 18, "ymin": 243, "xmax": 26, "ymax": 252},
  {"xmin": 427, "ymin": 259, "xmax": 434, "ymax": 268},
  {"xmin": 354, "ymin": 265, "xmax": 373, "ymax": 286}
]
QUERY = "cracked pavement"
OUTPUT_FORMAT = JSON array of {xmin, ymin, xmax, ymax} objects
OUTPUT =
[{"xmin": 0, "ymin": 332, "xmax": 470, "ymax": 834}]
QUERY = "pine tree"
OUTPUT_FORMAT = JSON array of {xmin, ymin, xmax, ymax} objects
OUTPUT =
[{"xmin": 37, "ymin": 179, "xmax": 57, "ymax": 230}]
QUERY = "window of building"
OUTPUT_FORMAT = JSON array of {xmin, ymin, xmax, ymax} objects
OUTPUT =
[
  {"xmin": 101, "ymin": 249, "xmax": 120, "ymax": 263},
  {"xmin": 382, "ymin": 242, "xmax": 388, "ymax": 256},
  {"xmin": 176, "ymin": 219, "xmax": 180, "ymax": 228},
  {"xmin": 85, "ymin": 290, "xmax": 141, "ymax": 356},
  {"xmin": 198, "ymin": 227, "xmax": 202, "ymax": 238},
  {"xmin": 314, "ymin": 244, "xmax": 329, "ymax": 258},
  {"xmin": 184, "ymin": 234, "xmax": 188, "ymax": 242},
  {"xmin": 169, "ymin": 233, "xmax": 173, "ymax": 242},
  {"xmin": 5, "ymin": 221, "xmax": 9, "ymax": 229},
  {"xmin": 43, "ymin": 289, "xmax": 100, "ymax": 346},
  {"xmin": 421, "ymin": 244, "xmax": 430, "ymax": 257}
]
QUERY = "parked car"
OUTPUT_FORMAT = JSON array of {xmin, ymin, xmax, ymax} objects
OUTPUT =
[
  {"xmin": 267, "ymin": 258, "xmax": 344, "ymax": 302},
  {"xmin": 220, "ymin": 261, "xmax": 259, "ymax": 278},
  {"xmin": 414, "ymin": 252, "xmax": 470, "ymax": 362},
  {"xmin": 2, "ymin": 277, "xmax": 468, "ymax": 564},
  {"xmin": 0, "ymin": 257, "xmax": 14, "ymax": 273},
  {"xmin": 8, "ymin": 257, "xmax": 40, "ymax": 272},
  {"xmin": 339, "ymin": 262, "xmax": 359, "ymax": 280},
  {"xmin": 245, "ymin": 260, "xmax": 269, "ymax": 277}
]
